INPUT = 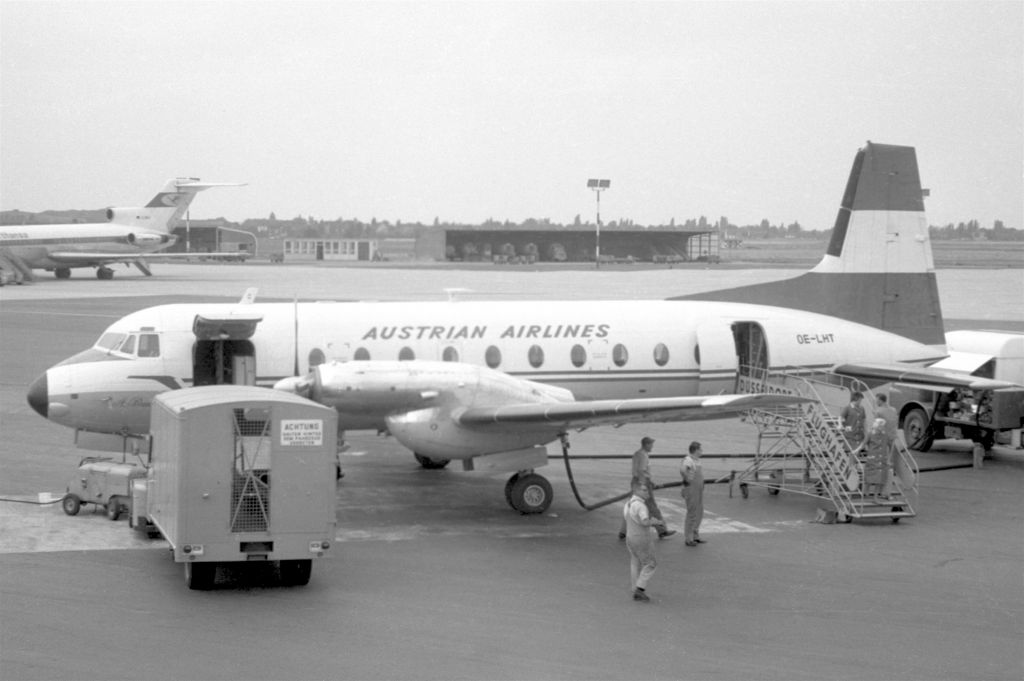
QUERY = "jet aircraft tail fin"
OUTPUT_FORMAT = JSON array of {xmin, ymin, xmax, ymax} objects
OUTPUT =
[
  {"xmin": 673, "ymin": 142, "xmax": 944, "ymax": 345},
  {"xmin": 106, "ymin": 178, "xmax": 245, "ymax": 232}
]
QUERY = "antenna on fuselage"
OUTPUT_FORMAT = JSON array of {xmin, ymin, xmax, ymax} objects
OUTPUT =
[
  {"xmin": 293, "ymin": 295, "xmax": 300, "ymax": 377},
  {"xmin": 444, "ymin": 287, "xmax": 471, "ymax": 301}
]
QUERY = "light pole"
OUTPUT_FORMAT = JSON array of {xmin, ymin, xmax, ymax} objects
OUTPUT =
[{"xmin": 587, "ymin": 179, "xmax": 610, "ymax": 267}]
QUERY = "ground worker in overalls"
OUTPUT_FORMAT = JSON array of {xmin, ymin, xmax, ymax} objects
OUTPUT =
[{"xmin": 680, "ymin": 441, "xmax": 706, "ymax": 547}]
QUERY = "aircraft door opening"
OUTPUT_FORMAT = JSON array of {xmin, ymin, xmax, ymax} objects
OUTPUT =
[
  {"xmin": 732, "ymin": 322, "xmax": 770, "ymax": 382},
  {"xmin": 192, "ymin": 313, "xmax": 263, "ymax": 387}
]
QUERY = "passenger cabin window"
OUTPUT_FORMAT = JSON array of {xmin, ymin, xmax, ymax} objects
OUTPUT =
[
  {"xmin": 528, "ymin": 345, "xmax": 544, "ymax": 368},
  {"xmin": 138, "ymin": 334, "xmax": 160, "ymax": 357},
  {"xmin": 485, "ymin": 346, "xmax": 502, "ymax": 369},
  {"xmin": 354, "ymin": 347, "xmax": 370, "ymax": 360},
  {"xmin": 654, "ymin": 343, "xmax": 670, "ymax": 366},
  {"xmin": 442, "ymin": 347, "xmax": 459, "ymax": 362},
  {"xmin": 612, "ymin": 344, "xmax": 628, "ymax": 367},
  {"xmin": 570, "ymin": 344, "xmax": 587, "ymax": 368},
  {"xmin": 399, "ymin": 347, "xmax": 415, "ymax": 361}
]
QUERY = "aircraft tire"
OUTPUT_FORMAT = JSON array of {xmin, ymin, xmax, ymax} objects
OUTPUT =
[
  {"xmin": 414, "ymin": 453, "xmax": 451, "ymax": 469},
  {"xmin": 185, "ymin": 562, "xmax": 216, "ymax": 591},
  {"xmin": 96, "ymin": 267, "xmax": 114, "ymax": 280},
  {"xmin": 54, "ymin": 268, "xmax": 71, "ymax": 279},
  {"xmin": 509, "ymin": 473, "xmax": 552, "ymax": 514},
  {"xmin": 61, "ymin": 494, "xmax": 81, "ymax": 516},
  {"xmin": 903, "ymin": 408, "xmax": 933, "ymax": 452},
  {"xmin": 504, "ymin": 475, "xmax": 519, "ymax": 508},
  {"xmin": 280, "ymin": 559, "xmax": 312, "ymax": 587}
]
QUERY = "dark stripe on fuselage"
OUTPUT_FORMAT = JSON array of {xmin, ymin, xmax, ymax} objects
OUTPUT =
[
  {"xmin": 127, "ymin": 376, "xmax": 184, "ymax": 390},
  {"xmin": 0, "ymin": 235, "xmax": 133, "ymax": 247}
]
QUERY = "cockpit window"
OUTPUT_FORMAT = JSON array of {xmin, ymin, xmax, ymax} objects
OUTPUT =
[
  {"xmin": 96, "ymin": 332, "xmax": 127, "ymax": 351},
  {"xmin": 138, "ymin": 334, "xmax": 160, "ymax": 357},
  {"xmin": 119, "ymin": 335, "xmax": 137, "ymax": 355}
]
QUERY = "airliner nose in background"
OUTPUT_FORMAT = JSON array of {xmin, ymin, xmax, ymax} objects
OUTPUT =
[{"xmin": 0, "ymin": 178, "xmax": 244, "ymax": 281}]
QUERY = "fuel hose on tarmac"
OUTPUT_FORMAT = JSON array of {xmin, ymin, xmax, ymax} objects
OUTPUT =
[{"xmin": 557, "ymin": 435, "xmax": 732, "ymax": 511}]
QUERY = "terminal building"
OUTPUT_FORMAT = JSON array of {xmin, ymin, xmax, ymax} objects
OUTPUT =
[{"xmin": 272, "ymin": 226, "xmax": 718, "ymax": 264}]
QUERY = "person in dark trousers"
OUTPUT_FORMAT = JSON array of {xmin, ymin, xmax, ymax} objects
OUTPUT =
[
  {"xmin": 618, "ymin": 436, "xmax": 676, "ymax": 539},
  {"xmin": 875, "ymin": 393, "xmax": 900, "ymax": 496},
  {"xmin": 680, "ymin": 441, "xmax": 706, "ymax": 546},
  {"xmin": 841, "ymin": 391, "xmax": 867, "ymax": 448},
  {"xmin": 623, "ymin": 479, "xmax": 665, "ymax": 602}
]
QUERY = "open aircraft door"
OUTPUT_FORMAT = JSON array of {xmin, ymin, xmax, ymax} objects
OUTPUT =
[
  {"xmin": 695, "ymin": 322, "xmax": 739, "ymax": 395},
  {"xmin": 192, "ymin": 312, "xmax": 264, "ymax": 387}
]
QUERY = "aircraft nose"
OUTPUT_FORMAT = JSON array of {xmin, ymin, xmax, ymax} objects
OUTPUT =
[{"xmin": 26, "ymin": 373, "xmax": 48, "ymax": 419}]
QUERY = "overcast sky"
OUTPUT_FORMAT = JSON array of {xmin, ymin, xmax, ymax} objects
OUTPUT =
[{"xmin": 2, "ymin": 1, "xmax": 1021, "ymax": 230}]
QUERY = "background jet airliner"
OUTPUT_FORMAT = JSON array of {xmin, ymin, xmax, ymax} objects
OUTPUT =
[
  {"xmin": 0, "ymin": 178, "xmax": 243, "ymax": 281},
  {"xmin": 29, "ymin": 142, "xmax": 1005, "ymax": 514}
]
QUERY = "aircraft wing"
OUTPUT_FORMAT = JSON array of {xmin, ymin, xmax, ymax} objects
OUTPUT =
[
  {"xmin": 832, "ymin": 362, "xmax": 1020, "ymax": 391},
  {"xmin": 458, "ymin": 393, "xmax": 812, "ymax": 429}
]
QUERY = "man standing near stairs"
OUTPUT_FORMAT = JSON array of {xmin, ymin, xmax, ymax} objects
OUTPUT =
[
  {"xmin": 875, "ymin": 394, "xmax": 900, "ymax": 498},
  {"xmin": 680, "ymin": 441, "xmax": 706, "ymax": 546},
  {"xmin": 841, "ymin": 391, "xmax": 867, "ymax": 447}
]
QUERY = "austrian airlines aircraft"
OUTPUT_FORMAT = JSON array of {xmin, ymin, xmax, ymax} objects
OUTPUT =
[
  {"xmin": 0, "ymin": 178, "xmax": 242, "ymax": 281},
  {"xmin": 27, "ymin": 142, "xmax": 950, "ymax": 513}
]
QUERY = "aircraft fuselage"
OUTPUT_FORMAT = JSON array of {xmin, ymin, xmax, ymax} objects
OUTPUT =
[{"xmin": 28, "ymin": 299, "xmax": 944, "ymax": 442}]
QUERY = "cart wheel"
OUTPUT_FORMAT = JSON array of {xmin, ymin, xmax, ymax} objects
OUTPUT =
[
  {"xmin": 106, "ymin": 498, "xmax": 121, "ymax": 521},
  {"xmin": 61, "ymin": 494, "xmax": 81, "ymax": 516},
  {"xmin": 768, "ymin": 486, "xmax": 780, "ymax": 496},
  {"xmin": 280, "ymin": 559, "xmax": 312, "ymax": 587},
  {"xmin": 185, "ymin": 562, "xmax": 216, "ymax": 590}
]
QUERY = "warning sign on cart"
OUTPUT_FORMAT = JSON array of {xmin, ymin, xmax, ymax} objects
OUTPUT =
[{"xmin": 280, "ymin": 419, "xmax": 324, "ymax": 447}]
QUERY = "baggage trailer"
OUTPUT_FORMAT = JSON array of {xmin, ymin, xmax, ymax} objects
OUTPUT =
[{"xmin": 145, "ymin": 386, "xmax": 338, "ymax": 590}]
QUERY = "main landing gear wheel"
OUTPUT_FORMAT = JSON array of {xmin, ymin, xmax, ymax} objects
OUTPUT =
[
  {"xmin": 414, "ymin": 453, "xmax": 451, "ymax": 469},
  {"xmin": 96, "ymin": 267, "xmax": 114, "ymax": 280},
  {"xmin": 61, "ymin": 494, "xmax": 81, "ymax": 516},
  {"xmin": 505, "ymin": 472, "xmax": 553, "ymax": 514},
  {"xmin": 902, "ymin": 408, "xmax": 933, "ymax": 452},
  {"xmin": 54, "ymin": 267, "xmax": 71, "ymax": 279}
]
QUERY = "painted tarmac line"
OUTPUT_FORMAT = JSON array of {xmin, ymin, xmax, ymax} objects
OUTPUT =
[{"xmin": 0, "ymin": 494, "xmax": 777, "ymax": 554}]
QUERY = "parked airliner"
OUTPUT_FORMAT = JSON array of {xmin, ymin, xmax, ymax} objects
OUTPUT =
[
  {"xmin": 0, "ymin": 178, "xmax": 242, "ymax": 281},
  {"xmin": 27, "ymin": 142, "xmax": 962, "ymax": 513}
]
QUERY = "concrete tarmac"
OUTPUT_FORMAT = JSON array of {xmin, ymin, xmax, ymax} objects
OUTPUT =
[{"xmin": 1, "ymin": 264, "xmax": 1022, "ymax": 680}]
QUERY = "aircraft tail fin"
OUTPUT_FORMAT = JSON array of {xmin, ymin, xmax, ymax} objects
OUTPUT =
[
  {"xmin": 672, "ymin": 142, "xmax": 944, "ymax": 345},
  {"xmin": 106, "ymin": 178, "xmax": 245, "ymax": 232}
]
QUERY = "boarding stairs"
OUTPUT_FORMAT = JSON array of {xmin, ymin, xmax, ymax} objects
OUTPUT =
[
  {"xmin": 0, "ymin": 248, "xmax": 33, "ymax": 283},
  {"xmin": 736, "ymin": 367, "xmax": 917, "ymax": 523}
]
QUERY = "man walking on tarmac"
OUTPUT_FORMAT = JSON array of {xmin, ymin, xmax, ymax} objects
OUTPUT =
[
  {"xmin": 680, "ymin": 441, "xmax": 706, "ymax": 546},
  {"xmin": 623, "ymin": 480, "xmax": 666, "ymax": 602},
  {"xmin": 618, "ymin": 436, "xmax": 676, "ymax": 539}
]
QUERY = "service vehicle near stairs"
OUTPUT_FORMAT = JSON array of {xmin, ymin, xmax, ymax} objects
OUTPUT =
[
  {"xmin": 139, "ymin": 386, "xmax": 339, "ymax": 590},
  {"xmin": 891, "ymin": 331, "xmax": 1024, "ymax": 452}
]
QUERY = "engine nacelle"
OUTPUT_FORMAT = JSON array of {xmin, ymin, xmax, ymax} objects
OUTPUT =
[
  {"xmin": 107, "ymin": 207, "xmax": 147, "ymax": 224},
  {"xmin": 126, "ymin": 231, "xmax": 172, "ymax": 246},
  {"xmin": 386, "ymin": 407, "xmax": 557, "ymax": 460}
]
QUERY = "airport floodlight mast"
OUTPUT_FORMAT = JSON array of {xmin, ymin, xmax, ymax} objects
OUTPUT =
[{"xmin": 587, "ymin": 179, "xmax": 610, "ymax": 267}]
